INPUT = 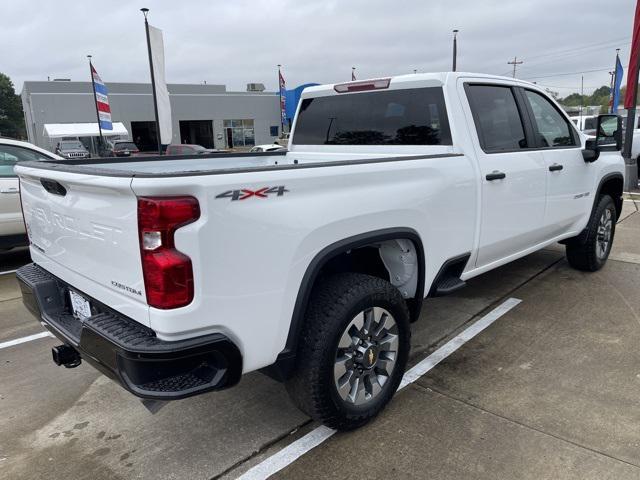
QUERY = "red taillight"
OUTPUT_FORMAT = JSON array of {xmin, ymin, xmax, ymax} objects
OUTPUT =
[
  {"xmin": 333, "ymin": 78, "xmax": 391, "ymax": 93},
  {"xmin": 137, "ymin": 196, "xmax": 200, "ymax": 309}
]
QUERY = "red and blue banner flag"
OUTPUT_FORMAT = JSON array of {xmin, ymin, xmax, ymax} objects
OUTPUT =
[
  {"xmin": 279, "ymin": 69, "xmax": 287, "ymax": 123},
  {"xmin": 91, "ymin": 65, "xmax": 113, "ymax": 130}
]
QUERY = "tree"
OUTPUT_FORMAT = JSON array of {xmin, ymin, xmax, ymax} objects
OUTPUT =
[
  {"xmin": 558, "ymin": 85, "xmax": 615, "ymax": 111},
  {"xmin": 0, "ymin": 73, "xmax": 26, "ymax": 139}
]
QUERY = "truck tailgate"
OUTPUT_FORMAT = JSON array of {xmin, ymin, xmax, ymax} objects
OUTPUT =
[{"xmin": 18, "ymin": 167, "xmax": 150, "ymax": 326}]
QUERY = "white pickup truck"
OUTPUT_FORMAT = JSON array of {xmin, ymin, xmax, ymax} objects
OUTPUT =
[{"xmin": 16, "ymin": 73, "xmax": 625, "ymax": 430}]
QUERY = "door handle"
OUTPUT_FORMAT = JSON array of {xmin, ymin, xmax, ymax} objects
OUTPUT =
[
  {"xmin": 485, "ymin": 171, "xmax": 506, "ymax": 181},
  {"xmin": 549, "ymin": 163, "xmax": 564, "ymax": 172},
  {"xmin": 0, "ymin": 188, "xmax": 18, "ymax": 194}
]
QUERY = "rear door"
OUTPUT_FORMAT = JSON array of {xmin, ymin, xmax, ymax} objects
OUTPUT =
[
  {"xmin": 519, "ymin": 88, "xmax": 594, "ymax": 235},
  {"xmin": 464, "ymin": 83, "xmax": 548, "ymax": 268}
]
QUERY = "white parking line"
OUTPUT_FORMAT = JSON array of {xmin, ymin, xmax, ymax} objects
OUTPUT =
[
  {"xmin": 0, "ymin": 331, "xmax": 53, "ymax": 350},
  {"xmin": 237, "ymin": 297, "xmax": 522, "ymax": 480},
  {"xmin": 0, "ymin": 269, "xmax": 18, "ymax": 276}
]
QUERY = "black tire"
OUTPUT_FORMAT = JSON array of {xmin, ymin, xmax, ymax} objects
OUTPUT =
[
  {"xmin": 566, "ymin": 194, "xmax": 617, "ymax": 272},
  {"xmin": 285, "ymin": 273, "xmax": 410, "ymax": 431}
]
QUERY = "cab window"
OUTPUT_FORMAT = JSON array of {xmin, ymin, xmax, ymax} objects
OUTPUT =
[
  {"xmin": 293, "ymin": 87, "xmax": 452, "ymax": 146},
  {"xmin": 523, "ymin": 90, "xmax": 576, "ymax": 148},
  {"xmin": 466, "ymin": 85, "xmax": 528, "ymax": 152}
]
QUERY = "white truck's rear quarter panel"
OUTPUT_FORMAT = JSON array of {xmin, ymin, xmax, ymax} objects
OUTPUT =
[
  {"xmin": 131, "ymin": 152, "xmax": 477, "ymax": 372},
  {"xmin": 18, "ymin": 166, "xmax": 150, "ymax": 326}
]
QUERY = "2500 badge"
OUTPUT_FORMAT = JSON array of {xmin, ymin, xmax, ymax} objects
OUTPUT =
[{"xmin": 215, "ymin": 186, "xmax": 288, "ymax": 201}]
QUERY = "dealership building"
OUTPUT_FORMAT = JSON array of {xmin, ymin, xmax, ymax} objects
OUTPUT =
[{"xmin": 21, "ymin": 80, "xmax": 283, "ymax": 153}]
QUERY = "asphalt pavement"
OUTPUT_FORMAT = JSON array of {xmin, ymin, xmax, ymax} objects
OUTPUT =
[{"xmin": 1, "ymin": 200, "xmax": 639, "ymax": 480}]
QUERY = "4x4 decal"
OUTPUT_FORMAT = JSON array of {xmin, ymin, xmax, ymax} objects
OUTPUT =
[{"xmin": 216, "ymin": 186, "xmax": 289, "ymax": 201}]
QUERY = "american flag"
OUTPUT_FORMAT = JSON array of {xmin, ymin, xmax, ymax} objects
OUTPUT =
[{"xmin": 91, "ymin": 65, "xmax": 112, "ymax": 130}]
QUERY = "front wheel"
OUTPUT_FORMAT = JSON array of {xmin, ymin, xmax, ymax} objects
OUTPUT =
[
  {"xmin": 566, "ymin": 194, "xmax": 616, "ymax": 272},
  {"xmin": 285, "ymin": 273, "xmax": 411, "ymax": 431}
]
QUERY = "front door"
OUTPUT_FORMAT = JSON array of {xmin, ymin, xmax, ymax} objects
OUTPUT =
[
  {"xmin": 464, "ymin": 83, "xmax": 548, "ymax": 268},
  {"xmin": 520, "ymin": 88, "xmax": 595, "ymax": 236}
]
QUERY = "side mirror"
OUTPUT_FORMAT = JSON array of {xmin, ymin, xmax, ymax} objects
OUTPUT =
[
  {"xmin": 582, "ymin": 114, "xmax": 622, "ymax": 163},
  {"xmin": 583, "ymin": 139, "xmax": 599, "ymax": 163},
  {"xmin": 596, "ymin": 114, "xmax": 623, "ymax": 151}
]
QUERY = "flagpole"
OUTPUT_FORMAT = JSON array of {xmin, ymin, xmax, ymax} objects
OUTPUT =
[
  {"xmin": 87, "ymin": 55, "xmax": 104, "ymax": 153},
  {"xmin": 277, "ymin": 64, "xmax": 284, "ymax": 136},
  {"xmin": 611, "ymin": 49, "xmax": 621, "ymax": 113},
  {"xmin": 141, "ymin": 8, "xmax": 163, "ymax": 155}
]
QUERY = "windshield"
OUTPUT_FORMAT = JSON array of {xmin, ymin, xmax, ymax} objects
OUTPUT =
[
  {"xmin": 191, "ymin": 145, "xmax": 207, "ymax": 151},
  {"xmin": 292, "ymin": 87, "xmax": 452, "ymax": 146},
  {"xmin": 115, "ymin": 142, "xmax": 138, "ymax": 150},
  {"xmin": 60, "ymin": 141, "xmax": 84, "ymax": 149},
  {"xmin": 583, "ymin": 118, "xmax": 597, "ymax": 130}
]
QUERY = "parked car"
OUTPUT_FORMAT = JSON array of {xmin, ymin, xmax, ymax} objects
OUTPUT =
[
  {"xmin": 165, "ymin": 144, "xmax": 219, "ymax": 155},
  {"xmin": 54, "ymin": 140, "xmax": 91, "ymax": 159},
  {"xmin": 569, "ymin": 115, "xmax": 597, "ymax": 131},
  {"xmin": 0, "ymin": 137, "xmax": 61, "ymax": 249},
  {"xmin": 584, "ymin": 117, "xmax": 640, "ymax": 162},
  {"xmin": 249, "ymin": 144, "xmax": 287, "ymax": 152},
  {"xmin": 103, "ymin": 141, "xmax": 140, "ymax": 157},
  {"xmin": 15, "ymin": 72, "xmax": 625, "ymax": 431}
]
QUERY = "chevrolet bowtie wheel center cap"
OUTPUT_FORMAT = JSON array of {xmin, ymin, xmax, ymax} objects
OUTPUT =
[{"xmin": 333, "ymin": 307, "xmax": 399, "ymax": 406}]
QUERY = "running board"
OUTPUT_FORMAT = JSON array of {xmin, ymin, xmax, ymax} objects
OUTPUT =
[{"xmin": 428, "ymin": 253, "xmax": 470, "ymax": 297}]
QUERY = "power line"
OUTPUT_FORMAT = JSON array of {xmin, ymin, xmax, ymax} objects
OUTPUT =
[
  {"xmin": 523, "ymin": 67, "xmax": 611, "ymax": 80},
  {"xmin": 523, "ymin": 36, "xmax": 630, "ymax": 62},
  {"xmin": 535, "ymin": 83, "xmax": 604, "ymax": 89},
  {"xmin": 522, "ymin": 42, "xmax": 628, "ymax": 69},
  {"xmin": 487, "ymin": 35, "xmax": 630, "ymax": 76}
]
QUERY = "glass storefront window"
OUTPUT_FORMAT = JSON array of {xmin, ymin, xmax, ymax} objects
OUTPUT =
[{"xmin": 224, "ymin": 119, "xmax": 256, "ymax": 148}]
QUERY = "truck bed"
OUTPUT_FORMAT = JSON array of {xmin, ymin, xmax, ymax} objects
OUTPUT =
[
  {"xmin": 17, "ymin": 150, "xmax": 450, "ymax": 178},
  {"xmin": 17, "ymin": 151, "xmax": 288, "ymax": 177}
]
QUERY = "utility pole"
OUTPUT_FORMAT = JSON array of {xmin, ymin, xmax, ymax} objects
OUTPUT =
[
  {"xmin": 452, "ymin": 29, "xmax": 459, "ymax": 72},
  {"xmin": 579, "ymin": 75, "xmax": 584, "ymax": 128},
  {"xmin": 140, "ymin": 8, "xmax": 162, "ymax": 154},
  {"xmin": 608, "ymin": 70, "xmax": 615, "ymax": 114},
  {"xmin": 507, "ymin": 56, "xmax": 523, "ymax": 78}
]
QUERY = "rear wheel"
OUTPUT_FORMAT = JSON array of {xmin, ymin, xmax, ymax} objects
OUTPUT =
[
  {"xmin": 566, "ymin": 194, "xmax": 616, "ymax": 272},
  {"xmin": 285, "ymin": 273, "xmax": 410, "ymax": 431}
]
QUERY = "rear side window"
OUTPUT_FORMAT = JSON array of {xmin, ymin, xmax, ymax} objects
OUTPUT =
[
  {"xmin": 523, "ymin": 90, "xmax": 576, "ymax": 147},
  {"xmin": 292, "ymin": 87, "xmax": 452, "ymax": 146},
  {"xmin": 466, "ymin": 85, "xmax": 527, "ymax": 152}
]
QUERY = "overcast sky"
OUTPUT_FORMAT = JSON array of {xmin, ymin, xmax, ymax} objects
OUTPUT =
[{"xmin": 3, "ymin": 0, "xmax": 636, "ymax": 96}]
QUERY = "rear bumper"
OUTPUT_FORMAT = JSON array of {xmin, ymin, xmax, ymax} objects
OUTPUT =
[{"xmin": 16, "ymin": 263, "xmax": 242, "ymax": 400}]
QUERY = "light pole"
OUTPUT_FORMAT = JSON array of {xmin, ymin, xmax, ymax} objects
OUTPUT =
[{"xmin": 452, "ymin": 29, "xmax": 459, "ymax": 72}]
